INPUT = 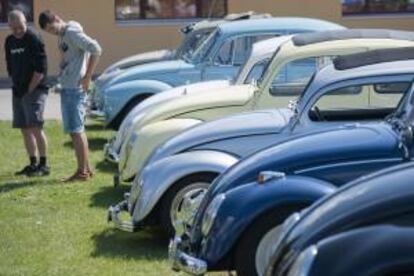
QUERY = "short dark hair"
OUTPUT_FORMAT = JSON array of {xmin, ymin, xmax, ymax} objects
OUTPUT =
[{"xmin": 38, "ymin": 10, "xmax": 56, "ymax": 29}]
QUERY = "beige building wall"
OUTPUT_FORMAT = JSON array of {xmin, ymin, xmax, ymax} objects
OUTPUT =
[{"xmin": 0, "ymin": 0, "xmax": 413, "ymax": 79}]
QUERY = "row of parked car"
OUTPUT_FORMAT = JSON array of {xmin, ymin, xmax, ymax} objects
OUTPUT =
[{"xmin": 89, "ymin": 12, "xmax": 414, "ymax": 276}]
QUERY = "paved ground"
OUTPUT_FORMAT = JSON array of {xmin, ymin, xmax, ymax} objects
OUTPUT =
[{"xmin": 0, "ymin": 89, "xmax": 62, "ymax": 120}]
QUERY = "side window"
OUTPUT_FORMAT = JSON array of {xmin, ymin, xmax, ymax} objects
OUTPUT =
[
  {"xmin": 214, "ymin": 34, "xmax": 277, "ymax": 66},
  {"xmin": 270, "ymin": 56, "xmax": 334, "ymax": 97},
  {"xmin": 372, "ymin": 82, "xmax": 412, "ymax": 108},
  {"xmin": 244, "ymin": 58, "xmax": 271, "ymax": 84},
  {"xmin": 308, "ymin": 82, "xmax": 409, "ymax": 122}
]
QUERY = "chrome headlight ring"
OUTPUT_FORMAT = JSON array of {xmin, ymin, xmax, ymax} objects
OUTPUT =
[{"xmin": 286, "ymin": 245, "xmax": 318, "ymax": 276}]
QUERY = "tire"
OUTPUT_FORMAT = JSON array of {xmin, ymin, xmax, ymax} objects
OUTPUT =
[
  {"xmin": 109, "ymin": 94, "xmax": 151, "ymax": 130},
  {"xmin": 235, "ymin": 205, "xmax": 308, "ymax": 276},
  {"xmin": 158, "ymin": 173, "xmax": 218, "ymax": 238}
]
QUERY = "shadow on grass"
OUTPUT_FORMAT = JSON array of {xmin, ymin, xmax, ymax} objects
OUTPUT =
[
  {"xmin": 63, "ymin": 137, "xmax": 108, "ymax": 151},
  {"xmin": 85, "ymin": 123, "xmax": 107, "ymax": 131},
  {"xmin": 91, "ymin": 228, "xmax": 168, "ymax": 260},
  {"xmin": 0, "ymin": 178, "xmax": 57, "ymax": 193},
  {"xmin": 95, "ymin": 160, "xmax": 117, "ymax": 173},
  {"xmin": 89, "ymin": 185, "xmax": 130, "ymax": 208}
]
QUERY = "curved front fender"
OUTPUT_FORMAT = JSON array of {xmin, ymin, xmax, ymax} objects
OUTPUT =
[
  {"xmin": 131, "ymin": 150, "xmax": 239, "ymax": 223},
  {"xmin": 200, "ymin": 176, "xmax": 336, "ymax": 267},
  {"xmin": 104, "ymin": 79, "xmax": 173, "ymax": 123},
  {"xmin": 119, "ymin": 118, "xmax": 203, "ymax": 181}
]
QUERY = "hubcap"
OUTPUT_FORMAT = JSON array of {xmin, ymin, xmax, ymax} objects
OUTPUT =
[
  {"xmin": 171, "ymin": 182, "xmax": 209, "ymax": 232},
  {"xmin": 255, "ymin": 225, "xmax": 282, "ymax": 276}
]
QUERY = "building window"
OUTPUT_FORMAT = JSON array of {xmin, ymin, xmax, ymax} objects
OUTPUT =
[
  {"xmin": 115, "ymin": 0, "xmax": 227, "ymax": 21},
  {"xmin": 342, "ymin": 0, "xmax": 414, "ymax": 16},
  {"xmin": 0, "ymin": 0, "xmax": 33, "ymax": 23}
]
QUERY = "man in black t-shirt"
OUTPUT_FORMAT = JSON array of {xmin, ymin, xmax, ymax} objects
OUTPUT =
[{"xmin": 4, "ymin": 10, "xmax": 50, "ymax": 176}]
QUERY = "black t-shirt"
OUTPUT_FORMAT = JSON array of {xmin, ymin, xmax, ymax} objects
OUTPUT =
[{"xmin": 4, "ymin": 28, "xmax": 48, "ymax": 98}]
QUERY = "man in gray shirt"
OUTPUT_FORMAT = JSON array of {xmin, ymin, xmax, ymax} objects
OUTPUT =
[{"xmin": 39, "ymin": 10, "xmax": 102, "ymax": 182}]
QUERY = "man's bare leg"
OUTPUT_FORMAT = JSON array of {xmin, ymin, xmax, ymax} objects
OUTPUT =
[
  {"xmin": 71, "ymin": 132, "xmax": 91, "ymax": 175},
  {"xmin": 21, "ymin": 128, "xmax": 37, "ymax": 159},
  {"xmin": 15, "ymin": 128, "xmax": 39, "ymax": 176},
  {"xmin": 31, "ymin": 127, "xmax": 47, "ymax": 158}
]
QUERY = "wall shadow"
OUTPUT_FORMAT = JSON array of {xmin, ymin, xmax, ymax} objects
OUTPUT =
[{"xmin": 90, "ymin": 228, "xmax": 168, "ymax": 260}]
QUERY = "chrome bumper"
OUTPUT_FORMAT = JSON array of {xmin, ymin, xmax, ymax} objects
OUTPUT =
[
  {"xmin": 103, "ymin": 142, "xmax": 119, "ymax": 163},
  {"xmin": 89, "ymin": 109, "xmax": 106, "ymax": 119},
  {"xmin": 107, "ymin": 198, "xmax": 140, "ymax": 232},
  {"xmin": 169, "ymin": 236, "xmax": 207, "ymax": 275}
]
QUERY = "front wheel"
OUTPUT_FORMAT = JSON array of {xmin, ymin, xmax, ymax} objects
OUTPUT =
[
  {"xmin": 235, "ymin": 206, "xmax": 306, "ymax": 276},
  {"xmin": 158, "ymin": 173, "xmax": 217, "ymax": 238}
]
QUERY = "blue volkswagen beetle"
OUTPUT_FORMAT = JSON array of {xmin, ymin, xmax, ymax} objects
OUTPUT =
[
  {"xmin": 97, "ymin": 18, "xmax": 344, "ymax": 129},
  {"xmin": 169, "ymin": 49, "xmax": 414, "ymax": 276},
  {"xmin": 285, "ymin": 225, "xmax": 414, "ymax": 276},
  {"xmin": 266, "ymin": 162, "xmax": 414, "ymax": 276}
]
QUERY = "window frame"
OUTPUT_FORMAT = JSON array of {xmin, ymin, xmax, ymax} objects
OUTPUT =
[
  {"xmin": 341, "ymin": 0, "xmax": 414, "ymax": 17},
  {"xmin": 114, "ymin": 0, "xmax": 228, "ymax": 25},
  {"xmin": 0, "ymin": 0, "xmax": 34, "ymax": 24}
]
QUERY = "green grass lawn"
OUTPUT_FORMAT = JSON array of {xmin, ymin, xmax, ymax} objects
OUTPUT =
[{"xmin": 0, "ymin": 120, "xmax": 191, "ymax": 276}]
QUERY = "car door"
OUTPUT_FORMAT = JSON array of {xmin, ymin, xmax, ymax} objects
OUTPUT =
[{"xmin": 201, "ymin": 34, "xmax": 277, "ymax": 81}]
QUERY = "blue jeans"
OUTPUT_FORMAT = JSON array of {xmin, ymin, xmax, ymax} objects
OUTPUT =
[{"xmin": 60, "ymin": 88, "xmax": 87, "ymax": 133}]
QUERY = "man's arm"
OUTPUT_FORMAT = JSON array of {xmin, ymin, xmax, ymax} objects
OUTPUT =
[
  {"xmin": 68, "ymin": 30, "xmax": 102, "ymax": 91},
  {"xmin": 28, "ymin": 34, "xmax": 47, "ymax": 93},
  {"xmin": 5, "ymin": 38, "xmax": 12, "ymax": 77}
]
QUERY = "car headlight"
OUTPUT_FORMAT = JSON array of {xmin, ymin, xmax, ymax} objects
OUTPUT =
[
  {"xmin": 201, "ymin": 193, "xmax": 226, "ymax": 236},
  {"xmin": 287, "ymin": 245, "xmax": 318, "ymax": 276}
]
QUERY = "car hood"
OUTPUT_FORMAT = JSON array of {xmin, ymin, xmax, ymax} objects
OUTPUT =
[
  {"xmin": 208, "ymin": 122, "xmax": 400, "ymax": 198},
  {"xmin": 106, "ymin": 49, "xmax": 174, "ymax": 72},
  {"xmin": 133, "ymin": 84, "xmax": 256, "ymax": 131},
  {"xmin": 113, "ymin": 80, "xmax": 232, "ymax": 152},
  {"xmin": 150, "ymin": 108, "xmax": 294, "ymax": 162},
  {"xmin": 106, "ymin": 59, "xmax": 195, "ymax": 87}
]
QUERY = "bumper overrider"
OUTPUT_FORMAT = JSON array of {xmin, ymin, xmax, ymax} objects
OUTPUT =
[
  {"xmin": 169, "ymin": 235, "xmax": 207, "ymax": 275},
  {"xmin": 107, "ymin": 193, "xmax": 140, "ymax": 232},
  {"xmin": 103, "ymin": 140, "xmax": 120, "ymax": 163}
]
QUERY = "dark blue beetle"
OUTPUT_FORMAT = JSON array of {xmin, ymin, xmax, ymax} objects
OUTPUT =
[
  {"xmin": 286, "ymin": 225, "xmax": 414, "ymax": 276},
  {"xmin": 266, "ymin": 162, "xmax": 414, "ymax": 276},
  {"xmin": 169, "ymin": 48, "xmax": 414, "ymax": 276}
]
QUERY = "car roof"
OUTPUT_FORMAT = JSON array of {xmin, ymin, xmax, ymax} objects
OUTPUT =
[
  {"xmin": 293, "ymin": 29, "xmax": 414, "ymax": 46},
  {"xmin": 311, "ymin": 53, "xmax": 414, "ymax": 91},
  {"xmin": 217, "ymin": 17, "xmax": 345, "ymax": 34},
  {"xmin": 251, "ymin": 36, "xmax": 291, "ymax": 57},
  {"xmin": 185, "ymin": 12, "xmax": 272, "ymax": 32},
  {"xmin": 334, "ymin": 47, "xmax": 414, "ymax": 70}
]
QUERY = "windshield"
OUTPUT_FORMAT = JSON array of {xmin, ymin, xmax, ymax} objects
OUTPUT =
[
  {"xmin": 241, "ymin": 58, "xmax": 271, "ymax": 85},
  {"xmin": 386, "ymin": 82, "xmax": 414, "ymax": 125},
  {"xmin": 176, "ymin": 29, "xmax": 213, "ymax": 60},
  {"xmin": 185, "ymin": 30, "xmax": 219, "ymax": 64}
]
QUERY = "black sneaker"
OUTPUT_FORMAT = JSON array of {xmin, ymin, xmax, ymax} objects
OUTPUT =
[
  {"xmin": 36, "ymin": 165, "xmax": 50, "ymax": 177},
  {"xmin": 15, "ymin": 165, "xmax": 38, "ymax": 177}
]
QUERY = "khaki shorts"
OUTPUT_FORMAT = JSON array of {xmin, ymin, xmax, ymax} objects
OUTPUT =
[{"xmin": 12, "ymin": 88, "xmax": 48, "ymax": 129}]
